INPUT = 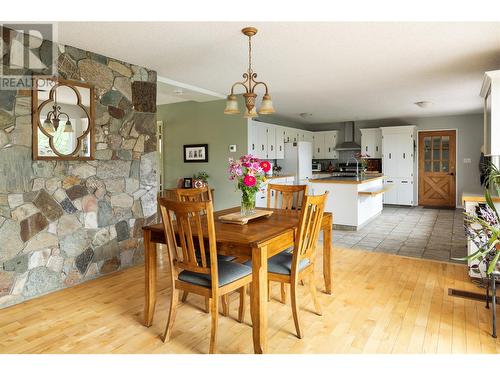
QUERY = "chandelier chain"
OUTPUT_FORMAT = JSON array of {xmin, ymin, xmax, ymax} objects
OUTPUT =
[{"xmin": 248, "ymin": 35, "xmax": 252, "ymax": 75}]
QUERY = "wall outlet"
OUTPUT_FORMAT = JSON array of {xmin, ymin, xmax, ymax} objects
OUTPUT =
[
  {"xmin": 229, "ymin": 145, "xmax": 237, "ymax": 152},
  {"xmin": 463, "ymin": 158, "xmax": 472, "ymax": 164}
]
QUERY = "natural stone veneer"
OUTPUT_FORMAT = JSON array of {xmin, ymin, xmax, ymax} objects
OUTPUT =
[{"xmin": 0, "ymin": 29, "xmax": 157, "ymax": 309}]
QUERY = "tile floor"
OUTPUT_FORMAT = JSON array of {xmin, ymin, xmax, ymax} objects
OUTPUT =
[{"xmin": 332, "ymin": 205, "xmax": 467, "ymax": 263}]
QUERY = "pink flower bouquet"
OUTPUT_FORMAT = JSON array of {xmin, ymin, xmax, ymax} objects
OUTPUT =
[{"xmin": 228, "ymin": 154, "xmax": 270, "ymax": 215}]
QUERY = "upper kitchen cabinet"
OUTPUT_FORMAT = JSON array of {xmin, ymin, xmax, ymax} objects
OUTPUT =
[
  {"xmin": 360, "ymin": 128, "xmax": 382, "ymax": 158},
  {"xmin": 247, "ymin": 120, "xmax": 284, "ymax": 159},
  {"xmin": 313, "ymin": 130, "xmax": 339, "ymax": 159},
  {"xmin": 275, "ymin": 125, "xmax": 285, "ymax": 159},
  {"xmin": 480, "ymin": 70, "xmax": 500, "ymax": 156},
  {"xmin": 284, "ymin": 127, "xmax": 298, "ymax": 143},
  {"xmin": 381, "ymin": 126, "xmax": 416, "ymax": 178}
]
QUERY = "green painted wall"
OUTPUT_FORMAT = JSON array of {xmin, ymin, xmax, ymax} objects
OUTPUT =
[{"xmin": 157, "ymin": 100, "xmax": 248, "ymax": 210}]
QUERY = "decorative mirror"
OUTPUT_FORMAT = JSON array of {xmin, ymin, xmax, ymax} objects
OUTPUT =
[{"xmin": 32, "ymin": 77, "xmax": 95, "ymax": 160}]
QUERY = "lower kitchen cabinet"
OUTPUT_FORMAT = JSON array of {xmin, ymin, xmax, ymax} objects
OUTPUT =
[
  {"xmin": 256, "ymin": 176, "xmax": 295, "ymax": 208},
  {"xmin": 383, "ymin": 178, "xmax": 414, "ymax": 206}
]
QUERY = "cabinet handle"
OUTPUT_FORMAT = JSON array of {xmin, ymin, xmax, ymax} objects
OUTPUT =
[
  {"xmin": 280, "ymin": 146, "xmax": 282, "ymax": 151},
  {"xmin": 262, "ymin": 145, "xmax": 264, "ymax": 151},
  {"xmin": 389, "ymin": 153, "xmax": 391, "ymax": 159},
  {"xmin": 376, "ymin": 146, "xmax": 378, "ymax": 152},
  {"xmin": 366, "ymin": 146, "xmax": 368, "ymax": 152},
  {"xmin": 252, "ymin": 144, "xmax": 255, "ymax": 150},
  {"xmin": 401, "ymin": 180, "xmax": 408, "ymax": 184},
  {"xmin": 271, "ymin": 145, "xmax": 273, "ymax": 151},
  {"xmin": 318, "ymin": 148, "xmax": 320, "ymax": 153},
  {"xmin": 328, "ymin": 147, "xmax": 331, "ymax": 152},
  {"xmin": 403, "ymin": 153, "xmax": 406, "ymax": 159}
]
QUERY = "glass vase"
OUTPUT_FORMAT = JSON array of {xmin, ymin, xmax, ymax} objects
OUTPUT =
[{"xmin": 240, "ymin": 190, "xmax": 256, "ymax": 216}]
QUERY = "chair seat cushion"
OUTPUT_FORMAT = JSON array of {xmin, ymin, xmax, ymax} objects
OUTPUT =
[
  {"xmin": 179, "ymin": 260, "xmax": 252, "ymax": 288},
  {"xmin": 217, "ymin": 255, "xmax": 236, "ymax": 262},
  {"xmin": 244, "ymin": 250, "xmax": 310, "ymax": 275}
]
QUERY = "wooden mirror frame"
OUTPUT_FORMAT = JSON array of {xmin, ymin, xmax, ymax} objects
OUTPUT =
[{"xmin": 32, "ymin": 76, "xmax": 95, "ymax": 161}]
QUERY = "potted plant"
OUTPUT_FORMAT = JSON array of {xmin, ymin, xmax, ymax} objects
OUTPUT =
[
  {"xmin": 460, "ymin": 163, "xmax": 500, "ymax": 276},
  {"xmin": 228, "ymin": 154, "xmax": 270, "ymax": 216},
  {"xmin": 193, "ymin": 171, "xmax": 209, "ymax": 188}
]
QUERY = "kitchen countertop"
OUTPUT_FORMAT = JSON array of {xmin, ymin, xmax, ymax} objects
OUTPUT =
[
  {"xmin": 266, "ymin": 174, "xmax": 294, "ymax": 180},
  {"xmin": 462, "ymin": 192, "xmax": 500, "ymax": 204},
  {"xmin": 309, "ymin": 174, "xmax": 384, "ymax": 184}
]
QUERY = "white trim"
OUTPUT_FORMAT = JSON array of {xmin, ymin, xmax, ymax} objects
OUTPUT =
[
  {"xmin": 157, "ymin": 76, "xmax": 225, "ymax": 99},
  {"xmin": 415, "ymin": 128, "xmax": 459, "ymax": 208}
]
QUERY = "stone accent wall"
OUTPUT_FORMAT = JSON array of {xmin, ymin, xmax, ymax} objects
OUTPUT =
[{"xmin": 0, "ymin": 30, "xmax": 157, "ymax": 308}]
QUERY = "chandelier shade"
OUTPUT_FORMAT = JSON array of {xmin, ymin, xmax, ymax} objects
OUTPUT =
[
  {"xmin": 224, "ymin": 94, "xmax": 239, "ymax": 115},
  {"xmin": 224, "ymin": 27, "xmax": 275, "ymax": 118}
]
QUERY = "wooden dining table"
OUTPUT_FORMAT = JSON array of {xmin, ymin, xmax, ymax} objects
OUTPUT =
[{"xmin": 142, "ymin": 207, "xmax": 333, "ymax": 354}]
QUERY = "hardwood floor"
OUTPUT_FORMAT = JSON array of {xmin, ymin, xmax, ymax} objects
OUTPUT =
[{"xmin": 1, "ymin": 243, "xmax": 499, "ymax": 354}]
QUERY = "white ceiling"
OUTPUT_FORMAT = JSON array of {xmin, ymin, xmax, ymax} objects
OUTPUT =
[
  {"xmin": 57, "ymin": 22, "xmax": 500, "ymax": 124},
  {"xmin": 156, "ymin": 78, "xmax": 223, "ymax": 105}
]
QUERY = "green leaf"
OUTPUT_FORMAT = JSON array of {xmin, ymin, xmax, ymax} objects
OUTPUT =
[
  {"xmin": 485, "ymin": 189, "xmax": 500, "ymax": 219},
  {"xmin": 453, "ymin": 248, "xmax": 483, "ymax": 261},
  {"xmin": 487, "ymin": 251, "xmax": 500, "ymax": 275}
]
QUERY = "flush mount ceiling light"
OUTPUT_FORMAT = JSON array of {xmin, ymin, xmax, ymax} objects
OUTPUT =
[
  {"xmin": 224, "ymin": 27, "xmax": 275, "ymax": 118},
  {"xmin": 415, "ymin": 101, "xmax": 433, "ymax": 108}
]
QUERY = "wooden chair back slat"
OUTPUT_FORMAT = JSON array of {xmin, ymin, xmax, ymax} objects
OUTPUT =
[
  {"xmin": 292, "ymin": 193, "xmax": 328, "ymax": 272},
  {"xmin": 267, "ymin": 184, "xmax": 308, "ymax": 211},
  {"xmin": 158, "ymin": 198, "xmax": 217, "ymax": 279},
  {"xmin": 175, "ymin": 186, "xmax": 212, "ymax": 202}
]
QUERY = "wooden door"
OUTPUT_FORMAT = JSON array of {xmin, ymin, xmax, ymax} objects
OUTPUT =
[{"xmin": 418, "ymin": 130, "xmax": 456, "ymax": 207}]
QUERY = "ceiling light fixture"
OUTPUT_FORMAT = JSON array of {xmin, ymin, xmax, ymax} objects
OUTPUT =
[
  {"xmin": 224, "ymin": 27, "xmax": 275, "ymax": 118},
  {"xmin": 415, "ymin": 101, "xmax": 433, "ymax": 108}
]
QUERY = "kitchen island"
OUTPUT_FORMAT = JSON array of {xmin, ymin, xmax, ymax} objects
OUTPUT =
[{"xmin": 309, "ymin": 174, "xmax": 385, "ymax": 230}]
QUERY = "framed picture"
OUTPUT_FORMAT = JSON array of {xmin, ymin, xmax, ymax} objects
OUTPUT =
[
  {"xmin": 184, "ymin": 144, "xmax": 208, "ymax": 163},
  {"xmin": 183, "ymin": 178, "xmax": 193, "ymax": 189}
]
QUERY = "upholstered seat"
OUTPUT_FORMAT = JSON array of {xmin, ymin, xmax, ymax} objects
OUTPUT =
[
  {"xmin": 179, "ymin": 260, "xmax": 252, "ymax": 288},
  {"xmin": 244, "ymin": 250, "xmax": 310, "ymax": 275}
]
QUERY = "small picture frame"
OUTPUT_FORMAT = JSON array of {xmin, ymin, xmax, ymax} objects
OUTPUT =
[
  {"xmin": 184, "ymin": 144, "xmax": 208, "ymax": 163},
  {"xmin": 183, "ymin": 178, "xmax": 193, "ymax": 189}
]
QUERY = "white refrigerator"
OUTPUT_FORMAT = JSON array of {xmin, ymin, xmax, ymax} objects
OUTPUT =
[{"xmin": 281, "ymin": 141, "xmax": 313, "ymax": 182}]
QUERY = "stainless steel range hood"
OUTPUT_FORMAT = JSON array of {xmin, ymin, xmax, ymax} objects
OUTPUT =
[{"xmin": 336, "ymin": 121, "xmax": 361, "ymax": 151}]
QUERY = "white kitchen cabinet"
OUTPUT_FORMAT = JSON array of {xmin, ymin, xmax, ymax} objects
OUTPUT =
[
  {"xmin": 303, "ymin": 131, "xmax": 314, "ymax": 143},
  {"xmin": 266, "ymin": 126, "xmax": 276, "ymax": 160},
  {"xmin": 284, "ymin": 128, "xmax": 299, "ymax": 143},
  {"xmin": 360, "ymin": 128, "xmax": 382, "ymax": 158},
  {"xmin": 313, "ymin": 131, "xmax": 339, "ymax": 159},
  {"xmin": 324, "ymin": 131, "xmax": 339, "ymax": 159},
  {"xmin": 381, "ymin": 126, "xmax": 416, "ymax": 206},
  {"xmin": 275, "ymin": 126, "xmax": 285, "ymax": 159},
  {"xmin": 313, "ymin": 133, "xmax": 325, "ymax": 159}
]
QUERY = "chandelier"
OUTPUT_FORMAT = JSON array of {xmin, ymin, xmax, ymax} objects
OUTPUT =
[
  {"xmin": 224, "ymin": 27, "xmax": 275, "ymax": 118},
  {"xmin": 43, "ymin": 87, "xmax": 73, "ymax": 133}
]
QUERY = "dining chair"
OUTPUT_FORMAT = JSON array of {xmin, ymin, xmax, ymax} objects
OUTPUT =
[
  {"xmin": 267, "ymin": 183, "xmax": 308, "ymax": 211},
  {"xmin": 267, "ymin": 183, "xmax": 308, "ymax": 303},
  {"xmin": 158, "ymin": 198, "xmax": 252, "ymax": 353},
  {"xmin": 175, "ymin": 186, "xmax": 235, "ymax": 315},
  {"xmin": 246, "ymin": 192, "xmax": 328, "ymax": 339}
]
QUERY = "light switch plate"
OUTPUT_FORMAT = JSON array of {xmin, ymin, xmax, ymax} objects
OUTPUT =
[
  {"xmin": 229, "ymin": 145, "xmax": 237, "ymax": 152},
  {"xmin": 463, "ymin": 158, "xmax": 472, "ymax": 164}
]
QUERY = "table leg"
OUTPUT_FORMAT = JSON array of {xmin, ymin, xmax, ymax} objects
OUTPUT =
[
  {"xmin": 144, "ymin": 229, "xmax": 157, "ymax": 327},
  {"xmin": 322, "ymin": 215, "xmax": 333, "ymax": 295},
  {"xmin": 250, "ymin": 245, "xmax": 268, "ymax": 354}
]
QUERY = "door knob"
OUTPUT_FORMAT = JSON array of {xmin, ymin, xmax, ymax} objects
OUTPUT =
[{"xmin": 449, "ymin": 172, "xmax": 455, "ymax": 176}]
